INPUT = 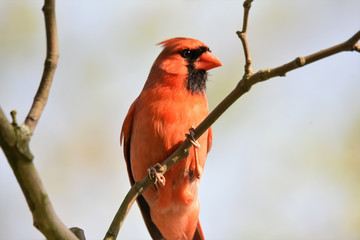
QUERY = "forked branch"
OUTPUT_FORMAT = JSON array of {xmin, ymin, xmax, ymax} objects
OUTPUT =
[{"xmin": 0, "ymin": 0, "xmax": 78, "ymax": 239}]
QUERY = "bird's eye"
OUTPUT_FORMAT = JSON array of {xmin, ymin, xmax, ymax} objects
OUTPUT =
[{"xmin": 181, "ymin": 49, "xmax": 192, "ymax": 59}]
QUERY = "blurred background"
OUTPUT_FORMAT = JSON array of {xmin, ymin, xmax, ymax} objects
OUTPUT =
[{"xmin": 1, "ymin": 0, "xmax": 359, "ymax": 239}]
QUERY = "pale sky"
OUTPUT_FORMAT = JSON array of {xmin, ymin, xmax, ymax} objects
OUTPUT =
[{"xmin": 1, "ymin": 1, "xmax": 360, "ymax": 239}]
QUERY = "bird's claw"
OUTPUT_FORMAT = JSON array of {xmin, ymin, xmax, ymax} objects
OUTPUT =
[
  {"xmin": 186, "ymin": 126, "xmax": 202, "ymax": 179},
  {"xmin": 147, "ymin": 163, "xmax": 166, "ymax": 188},
  {"xmin": 185, "ymin": 126, "xmax": 200, "ymax": 149}
]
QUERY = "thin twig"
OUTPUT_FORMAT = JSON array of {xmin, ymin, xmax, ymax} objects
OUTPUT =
[
  {"xmin": 24, "ymin": 0, "xmax": 59, "ymax": 135},
  {"xmin": 245, "ymin": 30, "xmax": 360, "ymax": 86},
  {"xmin": 236, "ymin": 0, "xmax": 253, "ymax": 77}
]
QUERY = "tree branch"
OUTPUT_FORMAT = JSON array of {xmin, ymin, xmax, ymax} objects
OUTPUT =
[
  {"xmin": 0, "ymin": 1, "xmax": 78, "ymax": 239},
  {"xmin": 105, "ymin": 9, "xmax": 360, "ymax": 240},
  {"xmin": 0, "ymin": 110, "xmax": 78, "ymax": 240},
  {"xmin": 24, "ymin": 0, "xmax": 59, "ymax": 135},
  {"xmin": 236, "ymin": 0, "xmax": 253, "ymax": 77},
  {"xmin": 244, "ymin": 30, "xmax": 360, "ymax": 87}
]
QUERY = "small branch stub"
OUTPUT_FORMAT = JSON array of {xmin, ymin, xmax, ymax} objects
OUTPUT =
[
  {"xmin": 11, "ymin": 110, "xmax": 17, "ymax": 126},
  {"xmin": 296, "ymin": 57, "xmax": 306, "ymax": 66},
  {"xmin": 353, "ymin": 43, "xmax": 360, "ymax": 52}
]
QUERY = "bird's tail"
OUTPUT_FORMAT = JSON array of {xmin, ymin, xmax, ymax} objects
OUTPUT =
[{"xmin": 192, "ymin": 219, "xmax": 205, "ymax": 240}]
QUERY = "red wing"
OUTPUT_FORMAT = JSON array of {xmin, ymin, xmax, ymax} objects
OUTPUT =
[{"xmin": 120, "ymin": 98, "xmax": 163, "ymax": 239}]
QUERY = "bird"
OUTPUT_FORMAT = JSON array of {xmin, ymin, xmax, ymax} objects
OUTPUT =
[{"xmin": 121, "ymin": 37, "xmax": 222, "ymax": 240}]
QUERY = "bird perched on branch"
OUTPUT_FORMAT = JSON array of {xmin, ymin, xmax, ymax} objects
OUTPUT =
[{"xmin": 121, "ymin": 37, "xmax": 222, "ymax": 240}]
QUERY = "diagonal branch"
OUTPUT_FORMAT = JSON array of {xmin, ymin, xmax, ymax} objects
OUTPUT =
[
  {"xmin": 105, "ymin": 14, "xmax": 360, "ymax": 240},
  {"xmin": 24, "ymin": 0, "xmax": 59, "ymax": 135}
]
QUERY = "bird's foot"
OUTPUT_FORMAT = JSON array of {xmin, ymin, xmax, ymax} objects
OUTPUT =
[
  {"xmin": 147, "ymin": 163, "xmax": 166, "ymax": 189},
  {"xmin": 186, "ymin": 126, "xmax": 202, "ymax": 179},
  {"xmin": 185, "ymin": 126, "xmax": 200, "ymax": 149}
]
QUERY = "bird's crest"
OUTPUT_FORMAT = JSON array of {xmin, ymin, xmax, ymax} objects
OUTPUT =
[{"xmin": 158, "ymin": 37, "xmax": 207, "ymax": 52}]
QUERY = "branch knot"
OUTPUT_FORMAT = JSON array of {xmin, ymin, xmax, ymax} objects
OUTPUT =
[
  {"xmin": 243, "ymin": 0, "xmax": 253, "ymax": 9},
  {"xmin": 295, "ymin": 57, "xmax": 306, "ymax": 66}
]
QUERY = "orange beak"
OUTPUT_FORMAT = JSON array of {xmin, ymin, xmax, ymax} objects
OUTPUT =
[{"xmin": 194, "ymin": 51, "xmax": 222, "ymax": 71}]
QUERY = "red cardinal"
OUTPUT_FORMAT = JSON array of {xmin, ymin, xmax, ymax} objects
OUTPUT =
[{"xmin": 121, "ymin": 38, "xmax": 222, "ymax": 240}]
